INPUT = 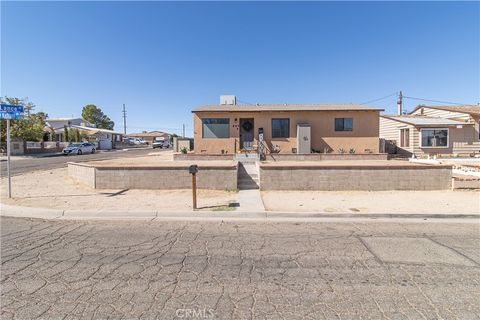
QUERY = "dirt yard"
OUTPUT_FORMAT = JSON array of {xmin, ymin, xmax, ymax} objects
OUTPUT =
[
  {"xmin": 261, "ymin": 190, "xmax": 480, "ymax": 214},
  {"xmin": 0, "ymin": 168, "xmax": 237, "ymax": 212}
]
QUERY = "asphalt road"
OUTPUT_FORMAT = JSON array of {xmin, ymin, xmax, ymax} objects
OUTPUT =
[
  {"xmin": 0, "ymin": 148, "xmax": 155, "ymax": 177},
  {"xmin": 1, "ymin": 217, "xmax": 479, "ymax": 319}
]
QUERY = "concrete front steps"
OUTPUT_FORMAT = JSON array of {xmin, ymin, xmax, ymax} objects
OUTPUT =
[{"xmin": 238, "ymin": 162, "xmax": 260, "ymax": 190}]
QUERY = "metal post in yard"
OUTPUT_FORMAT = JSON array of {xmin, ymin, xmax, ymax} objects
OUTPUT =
[
  {"xmin": 6, "ymin": 119, "xmax": 12, "ymax": 198},
  {"xmin": 189, "ymin": 164, "xmax": 199, "ymax": 210},
  {"xmin": 192, "ymin": 173, "xmax": 197, "ymax": 209}
]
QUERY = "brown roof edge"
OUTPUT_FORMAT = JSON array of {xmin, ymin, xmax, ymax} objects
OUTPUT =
[
  {"xmin": 192, "ymin": 104, "xmax": 384, "ymax": 113},
  {"xmin": 411, "ymin": 105, "xmax": 480, "ymax": 116}
]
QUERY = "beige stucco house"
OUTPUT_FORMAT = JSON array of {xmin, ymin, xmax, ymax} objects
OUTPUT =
[
  {"xmin": 380, "ymin": 105, "xmax": 480, "ymax": 156},
  {"xmin": 192, "ymin": 97, "xmax": 383, "ymax": 155}
]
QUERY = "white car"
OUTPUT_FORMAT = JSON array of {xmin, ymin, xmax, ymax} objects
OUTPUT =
[
  {"xmin": 62, "ymin": 142, "xmax": 96, "ymax": 155},
  {"xmin": 152, "ymin": 140, "xmax": 171, "ymax": 149},
  {"xmin": 125, "ymin": 138, "xmax": 147, "ymax": 146}
]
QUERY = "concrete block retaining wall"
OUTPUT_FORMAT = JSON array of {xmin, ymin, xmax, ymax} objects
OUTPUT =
[
  {"xmin": 69, "ymin": 161, "xmax": 452, "ymax": 191},
  {"xmin": 260, "ymin": 165, "xmax": 452, "ymax": 191},
  {"xmin": 68, "ymin": 162, "xmax": 237, "ymax": 190},
  {"xmin": 68, "ymin": 163, "xmax": 96, "ymax": 188}
]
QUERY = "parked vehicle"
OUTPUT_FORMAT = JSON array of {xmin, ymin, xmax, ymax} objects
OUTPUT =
[
  {"xmin": 136, "ymin": 138, "xmax": 147, "ymax": 145},
  {"xmin": 62, "ymin": 142, "xmax": 96, "ymax": 155},
  {"xmin": 152, "ymin": 139, "xmax": 171, "ymax": 149},
  {"xmin": 123, "ymin": 137, "xmax": 134, "ymax": 144}
]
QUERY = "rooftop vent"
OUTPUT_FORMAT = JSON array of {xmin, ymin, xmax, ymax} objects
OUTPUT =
[{"xmin": 220, "ymin": 95, "xmax": 236, "ymax": 105}]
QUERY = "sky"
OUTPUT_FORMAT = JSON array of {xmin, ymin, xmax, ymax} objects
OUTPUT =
[{"xmin": 1, "ymin": 1, "xmax": 479, "ymax": 136}]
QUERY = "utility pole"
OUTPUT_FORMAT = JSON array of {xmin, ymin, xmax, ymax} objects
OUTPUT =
[
  {"xmin": 122, "ymin": 104, "xmax": 127, "ymax": 135},
  {"xmin": 397, "ymin": 91, "xmax": 403, "ymax": 115},
  {"xmin": 6, "ymin": 119, "xmax": 11, "ymax": 198},
  {"xmin": 182, "ymin": 124, "xmax": 185, "ymax": 138}
]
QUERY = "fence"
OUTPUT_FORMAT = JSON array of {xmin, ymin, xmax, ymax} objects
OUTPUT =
[{"xmin": 24, "ymin": 141, "xmax": 65, "ymax": 154}]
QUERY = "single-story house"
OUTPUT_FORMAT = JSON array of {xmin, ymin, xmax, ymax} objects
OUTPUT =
[
  {"xmin": 45, "ymin": 117, "xmax": 123, "ymax": 150},
  {"xmin": 127, "ymin": 131, "xmax": 170, "ymax": 145},
  {"xmin": 192, "ymin": 96, "xmax": 383, "ymax": 155},
  {"xmin": 380, "ymin": 105, "xmax": 480, "ymax": 156}
]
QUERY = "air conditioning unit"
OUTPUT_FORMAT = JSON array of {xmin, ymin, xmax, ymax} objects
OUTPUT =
[{"xmin": 220, "ymin": 95, "xmax": 236, "ymax": 105}]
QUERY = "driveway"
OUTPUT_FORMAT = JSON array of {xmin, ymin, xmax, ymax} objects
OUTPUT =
[{"xmin": 1, "ymin": 217, "xmax": 479, "ymax": 319}]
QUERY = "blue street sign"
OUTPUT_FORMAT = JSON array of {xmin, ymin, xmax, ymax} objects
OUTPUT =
[
  {"xmin": 0, "ymin": 104, "xmax": 24, "ymax": 113},
  {"xmin": 0, "ymin": 112, "xmax": 22, "ymax": 120}
]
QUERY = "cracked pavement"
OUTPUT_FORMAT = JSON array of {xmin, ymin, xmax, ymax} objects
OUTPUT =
[{"xmin": 1, "ymin": 217, "xmax": 479, "ymax": 319}]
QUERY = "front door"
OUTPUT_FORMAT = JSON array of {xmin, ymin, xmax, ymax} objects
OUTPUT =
[{"xmin": 240, "ymin": 118, "xmax": 254, "ymax": 150}]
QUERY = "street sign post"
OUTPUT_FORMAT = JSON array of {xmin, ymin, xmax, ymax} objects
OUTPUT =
[{"xmin": 1, "ymin": 104, "xmax": 24, "ymax": 198}]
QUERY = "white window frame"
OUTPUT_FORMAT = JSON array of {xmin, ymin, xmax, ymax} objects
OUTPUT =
[
  {"xmin": 397, "ymin": 127, "xmax": 410, "ymax": 148},
  {"xmin": 420, "ymin": 128, "xmax": 449, "ymax": 148}
]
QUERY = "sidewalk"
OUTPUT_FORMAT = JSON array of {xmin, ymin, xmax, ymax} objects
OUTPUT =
[{"xmin": 1, "ymin": 203, "xmax": 479, "ymax": 222}]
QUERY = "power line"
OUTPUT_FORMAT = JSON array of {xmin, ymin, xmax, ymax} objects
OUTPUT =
[
  {"xmin": 402, "ymin": 96, "xmax": 471, "ymax": 106},
  {"xmin": 237, "ymin": 99, "xmax": 255, "ymax": 105},
  {"xmin": 359, "ymin": 92, "xmax": 398, "ymax": 105}
]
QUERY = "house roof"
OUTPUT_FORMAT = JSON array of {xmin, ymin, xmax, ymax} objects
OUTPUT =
[
  {"xmin": 46, "ymin": 117, "xmax": 84, "ymax": 121},
  {"xmin": 72, "ymin": 125, "xmax": 122, "ymax": 135},
  {"xmin": 192, "ymin": 104, "xmax": 384, "ymax": 113},
  {"xmin": 412, "ymin": 105, "xmax": 480, "ymax": 116},
  {"xmin": 50, "ymin": 125, "xmax": 122, "ymax": 135},
  {"xmin": 381, "ymin": 115, "xmax": 471, "ymax": 126},
  {"xmin": 127, "ymin": 131, "xmax": 169, "ymax": 137}
]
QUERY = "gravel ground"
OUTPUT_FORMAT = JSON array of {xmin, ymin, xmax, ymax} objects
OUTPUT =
[
  {"xmin": 0, "ymin": 167, "xmax": 237, "ymax": 212},
  {"xmin": 262, "ymin": 190, "xmax": 480, "ymax": 214}
]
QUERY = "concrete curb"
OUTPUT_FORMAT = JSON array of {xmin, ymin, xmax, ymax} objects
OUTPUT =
[{"xmin": 1, "ymin": 204, "xmax": 479, "ymax": 222}]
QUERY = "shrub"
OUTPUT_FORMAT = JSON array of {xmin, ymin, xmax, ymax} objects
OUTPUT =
[
  {"xmin": 349, "ymin": 148, "xmax": 356, "ymax": 154},
  {"xmin": 180, "ymin": 147, "xmax": 188, "ymax": 154}
]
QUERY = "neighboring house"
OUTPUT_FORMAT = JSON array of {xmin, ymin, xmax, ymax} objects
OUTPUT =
[
  {"xmin": 380, "ymin": 105, "xmax": 480, "ymax": 156},
  {"xmin": 45, "ymin": 117, "xmax": 123, "ymax": 150},
  {"xmin": 127, "ymin": 131, "xmax": 170, "ymax": 145},
  {"xmin": 45, "ymin": 118, "xmax": 94, "ymax": 141},
  {"xmin": 192, "ymin": 96, "xmax": 383, "ymax": 154}
]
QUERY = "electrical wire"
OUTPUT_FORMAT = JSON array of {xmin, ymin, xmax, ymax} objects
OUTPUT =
[
  {"xmin": 236, "ymin": 99, "xmax": 255, "ymax": 105},
  {"xmin": 402, "ymin": 96, "xmax": 471, "ymax": 106},
  {"xmin": 359, "ymin": 92, "xmax": 398, "ymax": 105}
]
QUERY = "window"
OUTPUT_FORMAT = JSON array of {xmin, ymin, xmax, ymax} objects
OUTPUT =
[
  {"xmin": 202, "ymin": 118, "xmax": 230, "ymax": 138},
  {"xmin": 421, "ymin": 128, "xmax": 448, "ymax": 148},
  {"xmin": 335, "ymin": 118, "xmax": 353, "ymax": 131},
  {"xmin": 400, "ymin": 129, "xmax": 410, "ymax": 147},
  {"xmin": 271, "ymin": 118, "xmax": 290, "ymax": 138}
]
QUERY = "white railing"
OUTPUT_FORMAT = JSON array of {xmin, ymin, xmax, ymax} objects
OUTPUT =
[
  {"xmin": 44, "ymin": 141, "xmax": 57, "ymax": 149},
  {"xmin": 26, "ymin": 141, "xmax": 42, "ymax": 149}
]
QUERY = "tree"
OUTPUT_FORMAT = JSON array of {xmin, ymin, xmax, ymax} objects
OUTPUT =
[
  {"xmin": 81, "ymin": 104, "xmax": 114, "ymax": 130},
  {"xmin": 74, "ymin": 128, "xmax": 80, "ymax": 142},
  {"xmin": 64, "ymin": 126, "xmax": 69, "ymax": 142},
  {"xmin": 0, "ymin": 97, "xmax": 46, "ymax": 142}
]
